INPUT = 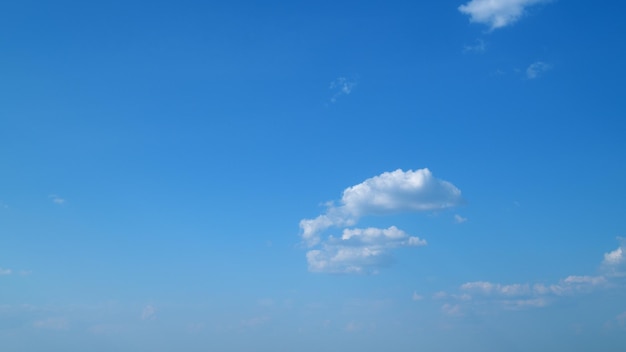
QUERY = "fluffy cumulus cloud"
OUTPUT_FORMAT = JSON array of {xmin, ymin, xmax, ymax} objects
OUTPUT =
[
  {"xmin": 458, "ymin": 0, "xmax": 550, "ymax": 30},
  {"xmin": 306, "ymin": 226, "xmax": 427, "ymax": 274},
  {"xmin": 602, "ymin": 240, "xmax": 626, "ymax": 280},
  {"xmin": 300, "ymin": 169, "xmax": 462, "ymax": 247},
  {"xmin": 341, "ymin": 169, "xmax": 461, "ymax": 215},
  {"xmin": 300, "ymin": 169, "xmax": 461, "ymax": 274},
  {"xmin": 603, "ymin": 240, "xmax": 625, "ymax": 268}
]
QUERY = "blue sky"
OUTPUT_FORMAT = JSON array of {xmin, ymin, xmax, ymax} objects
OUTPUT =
[{"xmin": 1, "ymin": 0, "xmax": 626, "ymax": 350}]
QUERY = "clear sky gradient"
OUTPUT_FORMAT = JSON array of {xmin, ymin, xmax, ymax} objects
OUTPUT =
[{"xmin": 2, "ymin": 0, "xmax": 626, "ymax": 351}]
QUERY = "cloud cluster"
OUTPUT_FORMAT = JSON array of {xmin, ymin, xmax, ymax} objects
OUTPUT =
[
  {"xmin": 300, "ymin": 169, "xmax": 462, "ymax": 274},
  {"xmin": 437, "ymin": 240, "xmax": 625, "ymax": 314},
  {"xmin": 307, "ymin": 226, "xmax": 427, "ymax": 274},
  {"xmin": 458, "ymin": 0, "xmax": 550, "ymax": 30},
  {"xmin": 300, "ymin": 169, "xmax": 462, "ymax": 247},
  {"xmin": 462, "ymin": 274, "xmax": 607, "ymax": 299}
]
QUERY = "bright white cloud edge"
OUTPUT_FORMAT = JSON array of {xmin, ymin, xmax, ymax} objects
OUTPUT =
[
  {"xmin": 300, "ymin": 168, "xmax": 461, "ymax": 274},
  {"xmin": 300, "ymin": 168, "xmax": 462, "ymax": 247},
  {"xmin": 306, "ymin": 226, "xmax": 426, "ymax": 274},
  {"xmin": 458, "ymin": 0, "xmax": 550, "ymax": 30}
]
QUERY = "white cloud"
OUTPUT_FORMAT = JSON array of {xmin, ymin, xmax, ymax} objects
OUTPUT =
[
  {"xmin": 461, "ymin": 274, "xmax": 607, "ymax": 303},
  {"xmin": 454, "ymin": 214, "xmax": 468, "ymax": 223},
  {"xmin": 562, "ymin": 275, "xmax": 607, "ymax": 286},
  {"xmin": 604, "ymin": 246, "xmax": 624, "ymax": 266},
  {"xmin": 341, "ymin": 169, "xmax": 462, "ymax": 216},
  {"xmin": 502, "ymin": 297, "xmax": 548, "ymax": 309},
  {"xmin": 432, "ymin": 291, "xmax": 448, "ymax": 300},
  {"xmin": 461, "ymin": 281, "xmax": 531, "ymax": 296},
  {"xmin": 241, "ymin": 316, "xmax": 270, "ymax": 328},
  {"xmin": 458, "ymin": 0, "xmax": 550, "ymax": 30},
  {"xmin": 141, "ymin": 305, "xmax": 156, "ymax": 320},
  {"xmin": 300, "ymin": 213, "xmax": 352, "ymax": 247},
  {"xmin": 49, "ymin": 194, "xmax": 65, "ymax": 205},
  {"xmin": 412, "ymin": 292, "xmax": 424, "ymax": 301},
  {"xmin": 0, "ymin": 268, "xmax": 12, "ymax": 276},
  {"xmin": 341, "ymin": 226, "xmax": 426, "ymax": 246},
  {"xmin": 449, "ymin": 246, "xmax": 620, "ymax": 314},
  {"xmin": 300, "ymin": 168, "xmax": 462, "ymax": 247},
  {"xmin": 330, "ymin": 77, "xmax": 357, "ymax": 103},
  {"xmin": 300, "ymin": 169, "xmax": 461, "ymax": 274},
  {"xmin": 526, "ymin": 61, "xmax": 551, "ymax": 79},
  {"xmin": 441, "ymin": 303, "xmax": 463, "ymax": 316},
  {"xmin": 604, "ymin": 311, "xmax": 626, "ymax": 331},
  {"xmin": 306, "ymin": 226, "xmax": 426, "ymax": 274}
]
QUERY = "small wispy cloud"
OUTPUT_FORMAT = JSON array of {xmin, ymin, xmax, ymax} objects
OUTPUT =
[
  {"xmin": 141, "ymin": 305, "xmax": 156, "ymax": 320},
  {"xmin": 459, "ymin": 0, "xmax": 551, "ymax": 30},
  {"xmin": 412, "ymin": 292, "xmax": 424, "ymax": 301},
  {"xmin": 329, "ymin": 76, "xmax": 357, "ymax": 103},
  {"xmin": 240, "ymin": 316, "xmax": 270, "ymax": 328},
  {"xmin": 616, "ymin": 312, "xmax": 626, "ymax": 329},
  {"xmin": 463, "ymin": 39, "xmax": 486, "ymax": 53},
  {"xmin": 603, "ymin": 311, "xmax": 626, "ymax": 331},
  {"xmin": 49, "ymin": 194, "xmax": 66, "ymax": 205},
  {"xmin": 0, "ymin": 268, "xmax": 12, "ymax": 276},
  {"xmin": 454, "ymin": 214, "xmax": 468, "ymax": 223},
  {"xmin": 438, "ymin": 239, "xmax": 625, "ymax": 313},
  {"xmin": 441, "ymin": 303, "xmax": 463, "ymax": 317},
  {"xmin": 526, "ymin": 61, "xmax": 551, "ymax": 79}
]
